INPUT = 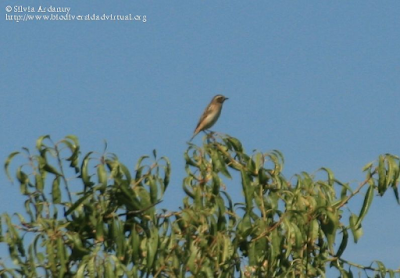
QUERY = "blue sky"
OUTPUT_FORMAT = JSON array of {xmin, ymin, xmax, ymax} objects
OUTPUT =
[{"xmin": 1, "ymin": 0, "xmax": 400, "ymax": 274}]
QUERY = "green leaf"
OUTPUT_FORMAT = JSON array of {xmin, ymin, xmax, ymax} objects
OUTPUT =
[
  {"xmin": 209, "ymin": 148, "xmax": 231, "ymax": 179},
  {"xmin": 272, "ymin": 149, "xmax": 284, "ymax": 165},
  {"xmin": 16, "ymin": 166, "xmax": 29, "ymax": 195},
  {"xmin": 349, "ymin": 213, "xmax": 363, "ymax": 243},
  {"xmin": 247, "ymin": 157, "xmax": 256, "ymax": 174},
  {"xmin": 65, "ymin": 134, "xmax": 79, "ymax": 146},
  {"xmin": 321, "ymin": 210, "xmax": 338, "ymax": 252},
  {"xmin": 387, "ymin": 155, "xmax": 400, "ymax": 189},
  {"xmin": 118, "ymin": 161, "xmax": 131, "ymax": 185},
  {"xmin": 258, "ymin": 168, "xmax": 269, "ymax": 185},
  {"xmin": 65, "ymin": 191, "xmax": 92, "ymax": 216},
  {"xmin": 362, "ymin": 161, "xmax": 374, "ymax": 172},
  {"xmin": 184, "ymin": 150, "xmax": 198, "ymax": 167},
  {"xmin": 337, "ymin": 181, "xmax": 352, "ymax": 200},
  {"xmin": 63, "ymin": 135, "xmax": 80, "ymax": 173},
  {"xmin": 4, "ymin": 151, "xmax": 20, "ymax": 182},
  {"xmin": 211, "ymin": 172, "xmax": 221, "ymax": 195},
  {"xmin": 248, "ymin": 241, "xmax": 256, "ymax": 266},
  {"xmin": 161, "ymin": 156, "xmax": 171, "ymax": 189},
  {"xmin": 36, "ymin": 135, "xmax": 50, "ymax": 149},
  {"xmin": 393, "ymin": 186, "xmax": 400, "ymax": 205},
  {"xmin": 146, "ymin": 226, "xmax": 159, "ymax": 268},
  {"xmin": 97, "ymin": 163, "xmax": 107, "ymax": 191},
  {"xmin": 52, "ymin": 176, "xmax": 61, "ymax": 204},
  {"xmin": 373, "ymin": 260, "xmax": 386, "ymax": 277},
  {"xmin": 76, "ymin": 260, "xmax": 86, "ymax": 278},
  {"xmin": 81, "ymin": 152, "xmax": 94, "ymax": 189},
  {"xmin": 319, "ymin": 167, "xmax": 334, "ymax": 186},
  {"xmin": 187, "ymin": 241, "xmax": 198, "ymax": 273},
  {"xmin": 377, "ymin": 155, "xmax": 387, "ymax": 194},
  {"xmin": 182, "ymin": 177, "xmax": 195, "ymax": 198},
  {"xmin": 241, "ymin": 169, "xmax": 253, "ymax": 212},
  {"xmin": 135, "ymin": 155, "xmax": 149, "ymax": 171},
  {"xmin": 226, "ymin": 137, "xmax": 243, "ymax": 152},
  {"xmin": 335, "ymin": 227, "xmax": 348, "ymax": 258},
  {"xmin": 355, "ymin": 184, "xmax": 374, "ymax": 228},
  {"xmin": 105, "ymin": 260, "xmax": 113, "ymax": 277},
  {"xmin": 308, "ymin": 219, "xmax": 319, "ymax": 243},
  {"xmin": 130, "ymin": 224, "xmax": 140, "ymax": 263},
  {"xmin": 96, "ymin": 217, "xmax": 105, "ymax": 243},
  {"xmin": 290, "ymin": 222, "xmax": 303, "ymax": 249},
  {"xmin": 43, "ymin": 163, "xmax": 62, "ymax": 176},
  {"xmin": 57, "ymin": 237, "xmax": 67, "ymax": 276},
  {"xmin": 253, "ymin": 152, "xmax": 264, "ymax": 172},
  {"xmin": 148, "ymin": 176, "xmax": 158, "ymax": 204},
  {"xmin": 35, "ymin": 173, "xmax": 44, "ymax": 192}
]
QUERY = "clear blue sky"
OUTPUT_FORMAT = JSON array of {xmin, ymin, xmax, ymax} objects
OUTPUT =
[{"xmin": 2, "ymin": 1, "xmax": 400, "ymax": 275}]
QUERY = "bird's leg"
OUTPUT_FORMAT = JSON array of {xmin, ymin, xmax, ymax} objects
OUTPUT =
[
  {"xmin": 206, "ymin": 131, "xmax": 217, "ymax": 142},
  {"xmin": 201, "ymin": 131, "xmax": 210, "ymax": 143}
]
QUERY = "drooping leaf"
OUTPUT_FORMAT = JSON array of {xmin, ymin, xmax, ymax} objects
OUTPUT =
[
  {"xmin": 373, "ymin": 260, "xmax": 386, "ymax": 277},
  {"xmin": 377, "ymin": 155, "xmax": 387, "ymax": 195},
  {"xmin": 321, "ymin": 210, "xmax": 338, "ymax": 252},
  {"xmin": 241, "ymin": 169, "xmax": 253, "ymax": 212},
  {"xmin": 43, "ymin": 163, "xmax": 62, "ymax": 177},
  {"xmin": 319, "ymin": 167, "xmax": 335, "ymax": 186},
  {"xmin": 36, "ymin": 135, "xmax": 50, "ymax": 150},
  {"xmin": 4, "ymin": 151, "xmax": 20, "ymax": 182},
  {"xmin": 64, "ymin": 191, "xmax": 93, "ymax": 216},
  {"xmin": 97, "ymin": 163, "xmax": 107, "ymax": 192},
  {"xmin": 335, "ymin": 227, "xmax": 348, "ymax": 258},
  {"xmin": 362, "ymin": 161, "xmax": 374, "ymax": 172},
  {"xmin": 52, "ymin": 176, "xmax": 61, "ymax": 204},
  {"xmin": 349, "ymin": 213, "xmax": 363, "ymax": 243},
  {"xmin": 393, "ymin": 186, "xmax": 400, "ymax": 205},
  {"xmin": 355, "ymin": 184, "xmax": 374, "ymax": 228},
  {"xmin": 81, "ymin": 152, "xmax": 94, "ymax": 189},
  {"xmin": 161, "ymin": 156, "xmax": 171, "ymax": 189},
  {"xmin": 226, "ymin": 136, "xmax": 243, "ymax": 152}
]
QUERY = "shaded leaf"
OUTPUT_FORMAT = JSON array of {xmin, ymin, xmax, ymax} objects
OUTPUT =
[
  {"xmin": 335, "ymin": 227, "xmax": 348, "ymax": 258},
  {"xmin": 52, "ymin": 176, "xmax": 61, "ymax": 204},
  {"xmin": 4, "ymin": 151, "xmax": 20, "ymax": 182},
  {"xmin": 355, "ymin": 184, "xmax": 374, "ymax": 228}
]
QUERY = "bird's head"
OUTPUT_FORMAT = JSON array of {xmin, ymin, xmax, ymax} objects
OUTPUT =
[{"xmin": 213, "ymin": 95, "xmax": 228, "ymax": 104}]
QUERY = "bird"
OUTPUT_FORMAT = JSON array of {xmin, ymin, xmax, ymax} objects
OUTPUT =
[{"xmin": 190, "ymin": 95, "xmax": 228, "ymax": 141}]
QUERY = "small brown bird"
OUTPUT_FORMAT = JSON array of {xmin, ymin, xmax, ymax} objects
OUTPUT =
[{"xmin": 190, "ymin": 95, "xmax": 228, "ymax": 141}]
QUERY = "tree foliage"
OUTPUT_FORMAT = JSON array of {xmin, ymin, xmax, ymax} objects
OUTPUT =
[{"xmin": 1, "ymin": 135, "xmax": 399, "ymax": 277}]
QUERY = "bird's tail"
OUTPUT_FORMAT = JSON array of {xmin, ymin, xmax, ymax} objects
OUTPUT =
[{"xmin": 189, "ymin": 132, "xmax": 197, "ymax": 142}]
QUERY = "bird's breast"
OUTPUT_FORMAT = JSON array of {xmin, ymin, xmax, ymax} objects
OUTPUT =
[{"xmin": 203, "ymin": 108, "xmax": 221, "ymax": 129}]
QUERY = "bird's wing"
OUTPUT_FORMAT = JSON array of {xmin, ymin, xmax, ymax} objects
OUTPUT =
[{"xmin": 194, "ymin": 103, "xmax": 213, "ymax": 132}]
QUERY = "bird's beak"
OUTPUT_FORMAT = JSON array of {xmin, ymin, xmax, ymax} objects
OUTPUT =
[{"xmin": 225, "ymin": 97, "xmax": 229, "ymax": 100}]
